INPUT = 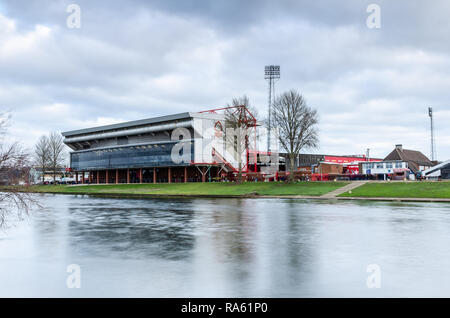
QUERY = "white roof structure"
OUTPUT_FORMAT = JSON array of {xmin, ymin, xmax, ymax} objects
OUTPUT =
[{"xmin": 422, "ymin": 160, "xmax": 450, "ymax": 176}]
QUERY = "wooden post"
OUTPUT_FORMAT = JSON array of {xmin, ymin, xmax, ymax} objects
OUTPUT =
[
  {"xmin": 139, "ymin": 168, "xmax": 143, "ymax": 184},
  {"xmin": 127, "ymin": 169, "xmax": 130, "ymax": 184},
  {"xmin": 81, "ymin": 172, "xmax": 84, "ymax": 184},
  {"xmin": 184, "ymin": 167, "xmax": 188, "ymax": 183},
  {"xmin": 201, "ymin": 167, "xmax": 206, "ymax": 183},
  {"xmin": 153, "ymin": 169, "xmax": 157, "ymax": 184},
  {"xmin": 75, "ymin": 172, "xmax": 78, "ymax": 184},
  {"xmin": 96, "ymin": 171, "xmax": 99, "ymax": 184},
  {"xmin": 168, "ymin": 167, "xmax": 172, "ymax": 183},
  {"xmin": 106, "ymin": 170, "xmax": 109, "ymax": 184},
  {"xmin": 116, "ymin": 169, "xmax": 119, "ymax": 184}
]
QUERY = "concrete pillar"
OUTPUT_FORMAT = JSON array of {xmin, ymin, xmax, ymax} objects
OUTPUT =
[
  {"xmin": 184, "ymin": 167, "xmax": 188, "ymax": 183},
  {"xmin": 106, "ymin": 170, "xmax": 109, "ymax": 184},
  {"xmin": 153, "ymin": 169, "xmax": 157, "ymax": 184},
  {"xmin": 168, "ymin": 167, "xmax": 172, "ymax": 184},
  {"xmin": 139, "ymin": 168, "xmax": 143, "ymax": 184},
  {"xmin": 127, "ymin": 169, "xmax": 130, "ymax": 184},
  {"xmin": 116, "ymin": 169, "xmax": 119, "ymax": 184}
]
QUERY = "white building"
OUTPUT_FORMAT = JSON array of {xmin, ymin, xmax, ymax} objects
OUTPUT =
[{"xmin": 360, "ymin": 160, "xmax": 410, "ymax": 180}]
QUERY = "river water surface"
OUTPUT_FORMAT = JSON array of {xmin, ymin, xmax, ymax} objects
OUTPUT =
[{"xmin": 1, "ymin": 194, "xmax": 450, "ymax": 297}]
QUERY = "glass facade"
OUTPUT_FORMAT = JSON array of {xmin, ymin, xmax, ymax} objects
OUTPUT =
[{"xmin": 70, "ymin": 142, "xmax": 193, "ymax": 171}]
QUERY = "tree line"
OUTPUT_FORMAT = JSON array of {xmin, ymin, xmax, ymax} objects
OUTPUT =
[{"xmin": 34, "ymin": 132, "xmax": 66, "ymax": 183}]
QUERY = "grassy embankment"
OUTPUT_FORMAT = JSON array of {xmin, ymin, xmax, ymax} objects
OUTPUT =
[
  {"xmin": 339, "ymin": 181, "xmax": 450, "ymax": 199},
  {"xmin": 19, "ymin": 182, "xmax": 349, "ymax": 197}
]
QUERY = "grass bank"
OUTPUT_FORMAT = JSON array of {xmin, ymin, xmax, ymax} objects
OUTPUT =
[
  {"xmin": 19, "ymin": 182, "xmax": 349, "ymax": 197},
  {"xmin": 339, "ymin": 181, "xmax": 450, "ymax": 199}
]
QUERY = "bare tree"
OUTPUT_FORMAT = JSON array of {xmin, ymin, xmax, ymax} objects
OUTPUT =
[
  {"xmin": 0, "ymin": 141, "xmax": 28, "ymax": 184},
  {"xmin": 0, "ymin": 112, "xmax": 38, "ymax": 227},
  {"xmin": 224, "ymin": 95, "xmax": 258, "ymax": 183},
  {"xmin": 272, "ymin": 90, "xmax": 319, "ymax": 181},
  {"xmin": 34, "ymin": 135, "xmax": 50, "ymax": 183},
  {"xmin": 48, "ymin": 132, "xmax": 65, "ymax": 183}
]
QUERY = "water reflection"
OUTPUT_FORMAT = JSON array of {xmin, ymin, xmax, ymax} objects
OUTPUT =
[
  {"xmin": 1, "ymin": 195, "xmax": 450, "ymax": 297},
  {"xmin": 67, "ymin": 198, "xmax": 196, "ymax": 260}
]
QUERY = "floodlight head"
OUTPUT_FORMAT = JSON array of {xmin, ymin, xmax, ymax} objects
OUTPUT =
[
  {"xmin": 429, "ymin": 107, "xmax": 433, "ymax": 117},
  {"xmin": 265, "ymin": 65, "xmax": 280, "ymax": 79}
]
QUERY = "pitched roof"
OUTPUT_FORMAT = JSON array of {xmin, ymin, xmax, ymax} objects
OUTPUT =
[{"xmin": 384, "ymin": 147, "xmax": 433, "ymax": 173}]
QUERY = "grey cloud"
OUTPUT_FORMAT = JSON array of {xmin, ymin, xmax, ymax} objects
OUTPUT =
[{"xmin": 0, "ymin": 0, "xmax": 449, "ymax": 160}]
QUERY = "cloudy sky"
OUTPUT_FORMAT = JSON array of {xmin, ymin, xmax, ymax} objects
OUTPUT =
[{"xmin": 0, "ymin": 0, "xmax": 449, "ymax": 160}]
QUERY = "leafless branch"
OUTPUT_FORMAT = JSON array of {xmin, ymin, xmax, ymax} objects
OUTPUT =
[
  {"xmin": 0, "ymin": 112, "xmax": 40, "ymax": 227},
  {"xmin": 272, "ymin": 90, "xmax": 319, "ymax": 181},
  {"xmin": 48, "ymin": 132, "xmax": 66, "ymax": 183}
]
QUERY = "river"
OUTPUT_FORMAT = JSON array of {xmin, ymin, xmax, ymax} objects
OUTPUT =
[{"xmin": 1, "ymin": 194, "xmax": 450, "ymax": 297}]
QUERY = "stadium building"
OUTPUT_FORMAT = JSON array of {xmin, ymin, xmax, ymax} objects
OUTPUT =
[{"xmin": 62, "ymin": 107, "xmax": 259, "ymax": 184}]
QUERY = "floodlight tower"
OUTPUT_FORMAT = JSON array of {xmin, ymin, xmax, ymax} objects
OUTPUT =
[
  {"xmin": 265, "ymin": 65, "xmax": 280, "ymax": 152},
  {"xmin": 429, "ymin": 107, "xmax": 436, "ymax": 161}
]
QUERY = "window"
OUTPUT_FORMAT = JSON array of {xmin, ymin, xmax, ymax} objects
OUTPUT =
[
  {"xmin": 70, "ymin": 142, "xmax": 193, "ymax": 170},
  {"xmin": 376, "ymin": 163, "xmax": 384, "ymax": 169},
  {"xmin": 395, "ymin": 162, "xmax": 403, "ymax": 168},
  {"xmin": 386, "ymin": 162, "xmax": 393, "ymax": 169},
  {"xmin": 117, "ymin": 136, "xmax": 128, "ymax": 145}
]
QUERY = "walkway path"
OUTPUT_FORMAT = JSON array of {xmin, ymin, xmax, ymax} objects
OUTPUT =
[{"xmin": 320, "ymin": 181, "xmax": 368, "ymax": 198}]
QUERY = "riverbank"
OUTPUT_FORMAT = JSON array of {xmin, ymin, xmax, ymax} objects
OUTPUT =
[
  {"xmin": 18, "ymin": 182, "xmax": 349, "ymax": 197},
  {"xmin": 9, "ymin": 181, "xmax": 450, "ymax": 202},
  {"xmin": 338, "ymin": 181, "xmax": 450, "ymax": 199}
]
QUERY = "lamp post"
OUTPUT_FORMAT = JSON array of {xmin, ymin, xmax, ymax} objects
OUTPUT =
[{"xmin": 429, "ymin": 107, "xmax": 436, "ymax": 161}]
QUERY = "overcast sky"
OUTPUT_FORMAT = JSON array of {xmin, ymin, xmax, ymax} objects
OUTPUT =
[{"xmin": 1, "ymin": 0, "xmax": 449, "ymax": 160}]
